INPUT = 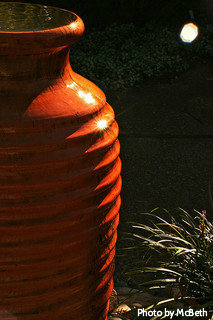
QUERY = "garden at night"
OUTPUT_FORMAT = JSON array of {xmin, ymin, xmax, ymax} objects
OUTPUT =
[{"xmin": 0, "ymin": 1, "xmax": 212, "ymax": 319}]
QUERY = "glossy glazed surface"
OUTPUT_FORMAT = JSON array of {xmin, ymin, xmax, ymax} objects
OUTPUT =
[{"xmin": 0, "ymin": 3, "xmax": 121, "ymax": 320}]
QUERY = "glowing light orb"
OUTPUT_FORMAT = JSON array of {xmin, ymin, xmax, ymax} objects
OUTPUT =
[
  {"xmin": 97, "ymin": 119, "xmax": 108, "ymax": 130},
  {"xmin": 180, "ymin": 23, "xmax": 198, "ymax": 43}
]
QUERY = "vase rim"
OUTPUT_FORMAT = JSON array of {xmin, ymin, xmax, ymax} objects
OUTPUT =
[{"xmin": 0, "ymin": 2, "xmax": 85, "ymax": 53}]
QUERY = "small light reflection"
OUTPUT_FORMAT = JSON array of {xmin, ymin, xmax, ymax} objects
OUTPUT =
[
  {"xmin": 77, "ymin": 90, "xmax": 85, "ymax": 98},
  {"xmin": 84, "ymin": 93, "xmax": 95, "ymax": 104},
  {"xmin": 77, "ymin": 90, "xmax": 95, "ymax": 104},
  {"xmin": 180, "ymin": 23, "xmax": 198, "ymax": 43},
  {"xmin": 67, "ymin": 85, "xmax": 96, "ymax": 104},
  {"xmin": 67, "ymin": 83, "xmax": 75, "ymax": 89},
  {"xmin": 97, "ymin": 119, "xmax": 108, "ymax": 130},
  {"xmin": 69, "ymin": 21, "xmax": 78, "ymax": 29}
]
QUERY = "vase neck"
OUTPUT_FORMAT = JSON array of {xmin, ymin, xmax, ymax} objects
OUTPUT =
[
  {"xmin": 0, "ymin": 47, "xmax": 73, "ymax": 122},
  {"xmin": 0, "ymin": 47, "xmax": 71, "ymax": 84}
]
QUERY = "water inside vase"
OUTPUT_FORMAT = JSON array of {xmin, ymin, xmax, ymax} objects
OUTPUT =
[{"xmin": 0, "ymin": 2, "xmax": 75, "ymax": 32}]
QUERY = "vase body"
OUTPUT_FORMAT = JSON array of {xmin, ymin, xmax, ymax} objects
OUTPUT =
[{"xmin": 0, "ymin": 3, "xmax": 121, "ymax": 320}]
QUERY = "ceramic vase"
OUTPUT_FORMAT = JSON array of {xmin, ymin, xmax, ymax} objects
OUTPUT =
[{"xmin": 0, "ymin": 3, "xmax": 121, "ymax": 319}]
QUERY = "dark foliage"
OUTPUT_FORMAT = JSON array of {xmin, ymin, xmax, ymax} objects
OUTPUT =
[
  {"xmin": 71, "ymin": 23, "xmax": 213, "ymax": 90},
  {"xmin": 124, "ymin": 208, "xmax": 213, "ymax": 318}
]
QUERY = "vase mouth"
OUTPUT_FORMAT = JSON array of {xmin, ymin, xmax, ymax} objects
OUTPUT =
[
  {"xmin": 0, "ymin": 2, "xmax": 77, "ymax": 32},
  {"xmin": 0, "ymin": 2, "xmax": 84, "ymax": 53}
]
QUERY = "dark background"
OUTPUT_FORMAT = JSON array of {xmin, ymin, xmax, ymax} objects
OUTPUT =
[{"xmin": 5, "ymin": 0, "xmax": 213, "ymax": 30}]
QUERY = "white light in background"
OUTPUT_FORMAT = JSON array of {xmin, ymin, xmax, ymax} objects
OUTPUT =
[{"xmin": 180, "ymin": 23, "xmax": 198, "ymax": 43}]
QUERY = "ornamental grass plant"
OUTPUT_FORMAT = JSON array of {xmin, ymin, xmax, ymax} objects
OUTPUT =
[{"xmin": 122, "ymin": 208, "xmax": 213, "ymax": 319}]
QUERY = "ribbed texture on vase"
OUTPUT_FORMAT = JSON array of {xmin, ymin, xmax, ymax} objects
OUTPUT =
[{"xmin": 0, "ymin": 97, "xmax": 121, "ymax": 319}]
